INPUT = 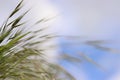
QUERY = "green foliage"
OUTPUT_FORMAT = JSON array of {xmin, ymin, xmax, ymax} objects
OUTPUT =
[{"xmin": 0, "ymin": 0, "xmax": 76, "ymax": 80}]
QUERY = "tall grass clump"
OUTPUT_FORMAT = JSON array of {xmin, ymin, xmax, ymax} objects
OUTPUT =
[{"xmin": 0, "ymin": 0, "xmax": 76, "ymax": 80}]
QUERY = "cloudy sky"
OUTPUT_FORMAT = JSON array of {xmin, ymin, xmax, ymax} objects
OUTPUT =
[
  {"xmin": 1, "ymin": 0, "xmax": 120, "ymax": 80},
  {"xmin": 51, "ymin": 0, "xmax": 120, "ymax": 80}
]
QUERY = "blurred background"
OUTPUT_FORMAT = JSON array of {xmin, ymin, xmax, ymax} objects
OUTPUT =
[{"xmin": 0, "ymin": 0, "xmax": 120, "ymax": 80}]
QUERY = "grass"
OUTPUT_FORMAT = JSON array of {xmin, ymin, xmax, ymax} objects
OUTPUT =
[{"xmin": 0, "ymin": 0, "xmax": 77, "ymax": 80}]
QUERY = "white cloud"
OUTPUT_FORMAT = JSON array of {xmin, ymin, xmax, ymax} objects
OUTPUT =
[{"xmin": 50, "ymin": 0, "xmax": 120, "ymax": 39}]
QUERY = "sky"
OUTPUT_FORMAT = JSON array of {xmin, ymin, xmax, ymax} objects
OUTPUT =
[
  {"xmin": 1, "ymin": 0, "xmax": 120, "ymax": 80},
  {"xmin": 50, "ymin": 0, "xmax": 120, "ymax": 80}
]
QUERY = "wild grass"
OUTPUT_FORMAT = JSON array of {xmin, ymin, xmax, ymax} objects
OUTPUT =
[{"xmin": 0, "ymin": 0, "xmax": 76, "ymax": 80}]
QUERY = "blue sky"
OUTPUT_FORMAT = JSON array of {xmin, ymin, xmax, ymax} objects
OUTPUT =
[
  {"xmin": 50, "ymin": 0, "xmax": 120, "ymax": 80},
  {"xmin": 1, "ymin": 0, "xmax": 120, "ymax": 80}
]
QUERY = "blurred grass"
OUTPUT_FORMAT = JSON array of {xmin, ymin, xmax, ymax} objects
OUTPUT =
[{"xmin": 0, "ymin": 0, "xmax": 77, "ymax": 80}]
